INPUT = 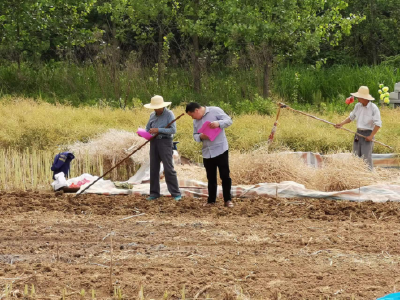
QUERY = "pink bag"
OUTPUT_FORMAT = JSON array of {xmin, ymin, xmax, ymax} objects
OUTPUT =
[
  {"xmin": 198, "ymin": 121, "xmax": 221, "ymax": 142},
  {"xmin": 137, "ymin": 128, "xmax": 153, "ymax": 140}
]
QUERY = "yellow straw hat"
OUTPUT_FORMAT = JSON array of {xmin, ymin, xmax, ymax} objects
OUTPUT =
[
  {"xmin": 350, "ymin": 86, "xmax": 375, "ymax": 101},
  {"xmin": 144, "ymin": 95, "xmax": 171, "ymax": 109}
]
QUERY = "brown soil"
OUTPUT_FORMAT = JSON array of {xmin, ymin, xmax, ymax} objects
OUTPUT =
[{"xmin": 1, "ymin": 191, "xmax": 400, "ymax": 299}]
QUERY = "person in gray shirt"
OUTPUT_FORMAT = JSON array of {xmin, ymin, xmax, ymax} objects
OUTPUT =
[
  {"xmin": 186, "ymin": 102, "xmax": 234, "ymax": 208},
  {"xmin": 145, "ymin": 95, "xmax": 181, "ymax": 201}
]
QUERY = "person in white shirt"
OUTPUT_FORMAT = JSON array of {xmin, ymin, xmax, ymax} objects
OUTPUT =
[{"xmin": 334, "ymin": 86, "xmax": 382, "ymax": 169}]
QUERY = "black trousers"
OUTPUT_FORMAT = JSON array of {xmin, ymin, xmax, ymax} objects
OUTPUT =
[{"xmin": 203, "ymin": 150, "xmax": 232, "ymax": 203}]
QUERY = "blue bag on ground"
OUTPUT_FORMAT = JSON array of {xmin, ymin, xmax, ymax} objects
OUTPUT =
[
  {"xmin": 51, "ymin": 152, "xmax": 75, "ymax": 179},
  {"xmin": 378, "ymin": 292, "xmax": 400, "ymax": 300}
]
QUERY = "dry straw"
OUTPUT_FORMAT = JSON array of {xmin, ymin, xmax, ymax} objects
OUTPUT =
[
  {"xmin": 170, "ymin": 149, "xmax": 394, "ymax": 192},
  {"xmin": 175, "ymin": 164, "xmax": 207, "ymax": 182},
  {"xmin": 68, "ymin": 129, "xmax": 149, "ymax": 179},
  {"xmin": 316, "ymin": 154, "xmax": 376, "ymax": 191},
  {"xmin": 229, "ymin": 149, "xmax": 390, "ymax": 192},
  {"xmin": 68, "ymin": 129, "xmax": 149, "ymax": 164},
  {"xmin": 1, "ymin": 148, "xmax": 123, "ymax": 190},
  {"xmin": 1, "ymin": 98, "xmax": 400, "ymax": 191},
  {"xmin": 1, "ymin": 146, "xmax": 398, "ymax": 192},
  {"xmin": 2, "ymin": 98, "xmax": 399, "ymax": 160},
  {"xmin": 230, "ymin": 151, "xmax": 315, "ymax": 188}
]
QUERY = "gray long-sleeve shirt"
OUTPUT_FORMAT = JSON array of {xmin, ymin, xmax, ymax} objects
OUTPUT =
[
  {"xmin": 145, "ymin": 108, "xmax": 176, "ymax": 137},
  {"xmin": 193, "ymin": 106, "xmax": 233, "ymax": 158}
]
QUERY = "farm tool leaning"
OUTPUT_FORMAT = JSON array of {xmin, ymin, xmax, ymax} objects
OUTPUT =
[{"xmin": 267, "ymin": 103, "xmax": 282, "ymax": 145}]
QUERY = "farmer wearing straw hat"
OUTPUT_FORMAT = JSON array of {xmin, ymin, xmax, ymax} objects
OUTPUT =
[
  {"xmin": 334, "ymin": 86, "xmax": 382, "ymax": 169},
  {"xmin": 145, "ymin": 95, "xmax": 181, "ymax": 201},
  {"xmin": 185, "ymin": 102, "xmax": 234, "ymax": 208}
]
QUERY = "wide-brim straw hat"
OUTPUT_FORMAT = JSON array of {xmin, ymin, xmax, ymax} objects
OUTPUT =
[
  {"xmin": 350, "ymin": 86, "xmax": 375, "ymax": 101},
  {"xmin": 144, "ymin": 95, "xmax": 171, "ymax": 109}
]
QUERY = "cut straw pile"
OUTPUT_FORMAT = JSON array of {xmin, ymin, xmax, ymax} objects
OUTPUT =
[
  {"xmin": 316, "ymin": 154, "xmax": 379, "ymax": 191},
  {"xmin": 230, "ymin": 151, "xmax": 315, "ymax": 188},
  {"xmin": 172, "ymin": 149, "xmax": 396, "ymax": 192},
  {"xmin": 68, "ymin": 129, "xmax": 149, "ymax": 165},
  {"xmin": 229, "ymin": 150, "xmax": 385, "ymax": 192}
]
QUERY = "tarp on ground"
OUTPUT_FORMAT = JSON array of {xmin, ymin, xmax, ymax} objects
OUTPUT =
[
  {"xmin": 68, "ymin": 152, "xmax": 400, "ymax": 201},
  {"xmin": 76, "ymin": 177, "xmax": 400, "ymax": 202}
]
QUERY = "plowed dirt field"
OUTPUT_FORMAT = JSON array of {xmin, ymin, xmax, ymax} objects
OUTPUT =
[{"xmin": 1, "ymin": 191, "xmax": 400, "ymax": 299}]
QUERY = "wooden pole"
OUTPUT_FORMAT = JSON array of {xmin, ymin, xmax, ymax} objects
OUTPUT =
[
  {"xmin": 267, "ymin": 104, "xmax": 282, "ymax": 144},
  {"xmin": 110, "ymin": 233, "xmax": 113, "ymax": 290},
  {"xmin": 279, "ymin": 103, "xmax": 393, "ymax": 150},
  {"xmin": 75, "ymin": 113, "xmax": 185, "ymax": 196}
]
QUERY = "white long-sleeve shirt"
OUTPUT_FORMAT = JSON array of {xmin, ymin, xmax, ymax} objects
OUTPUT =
[
  {"xmin": 349, "ymin": 102, "xmax": 382, "ymax": 130},
  {"xmin": 192, "ymin": 106, "xmax": 233, "ymax": 158}
]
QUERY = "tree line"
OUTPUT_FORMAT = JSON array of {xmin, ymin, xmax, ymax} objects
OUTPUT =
[{"xmin": 1, "ymin": 0, "xmax": 399, "ymax": 98}]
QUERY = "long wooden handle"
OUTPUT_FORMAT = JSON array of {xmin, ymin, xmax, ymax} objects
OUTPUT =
[
  {"xmin": 267, "ymin": 104, "xmax": 282, "ymax": 145},
  {"xmin": 279, "ymin": 103, "xmax": 393, "ymax": 150},
  {"xmin": 275, "ymin": 104, "xmax": 282, "ymax": 122},
  {"xmin": 75, "ymin": 113, "xmax": 185, "ymax": 196}
]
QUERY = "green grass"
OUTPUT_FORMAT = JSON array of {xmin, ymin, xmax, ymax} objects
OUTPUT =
[
  {"xmin": 273, "ymin": 64, "xmax": 400, "ymax": 106},
  {"xmin": 0, "ymin": 62, "xmax": 262, "ymax": 110},
  {"xmin": 1, "ymin": 62, "xmax": 398, "ymax": 115}
]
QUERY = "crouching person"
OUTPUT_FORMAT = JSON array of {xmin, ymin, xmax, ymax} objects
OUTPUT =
[
  {"xmin": 186, "ymin": 102, "xmax": 234, "ymax": 208},
  {"xmin": 145, "ymin": 95, "xmax": 181, "ymax": 201}
]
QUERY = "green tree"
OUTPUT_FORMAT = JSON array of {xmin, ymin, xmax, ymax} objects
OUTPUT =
[
  {"xmin": 338, "ymin": 0, "xmax": 400, "ymax": 65},
  {"xmin": 98, "ymin": 0, "xmax": 178, "ymax": 87},
  {"xmin": 216, "ymin": 0, "xmax": 364, "ymax": 98},
  {"xmin": 0, "ymin": 0, "xmax": 100, "ymax": 68},
  {"xmin": 98, "ymin": 0, "xmax": 219, "ymax": 94},
  {"xmin": 176, "ymin": 0, "xmax": 219, "ymax": 93}
]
